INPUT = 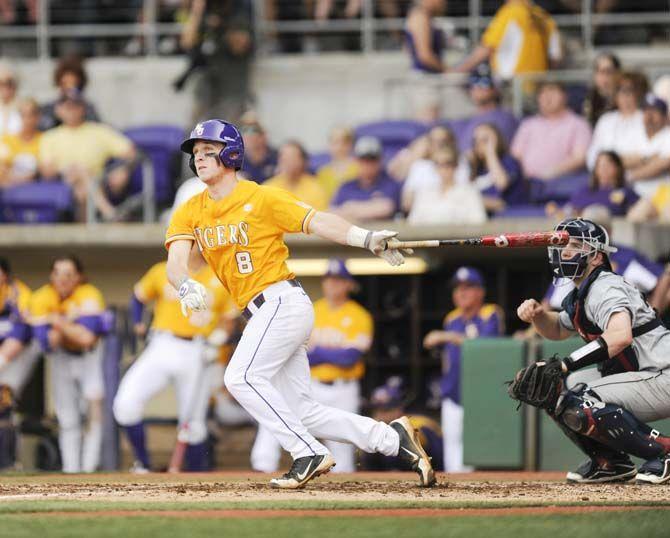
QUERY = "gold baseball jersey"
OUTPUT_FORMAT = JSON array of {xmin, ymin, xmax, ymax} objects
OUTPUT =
[
  {"xmin": 0, "ymin": 278, "xmax": 32, "ymax": 316},
  {"xmin": 165, "ymin": 179, "xmax": 315, "ymax": 309},
  {"xmin": 30, "ymin": 283, "xmax": 105, "ymax": 324},
  {"xmin": 134, "ymin": 261, "xmax": 236, "ymax": 338},
  {"xmin": 308, "ymin": 298, "xmax": 373, "ymax": 383}
]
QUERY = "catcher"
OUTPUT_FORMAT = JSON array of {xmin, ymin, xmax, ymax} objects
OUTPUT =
[{"xmin": 510, "ymin": 217, "xmax": 670, "ymax": 484}]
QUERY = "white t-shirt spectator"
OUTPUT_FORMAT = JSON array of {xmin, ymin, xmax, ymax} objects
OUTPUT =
[
  {"xmin": 408, "ymin": 184, "xmax": 487, "ymax": 225},
  {"xmin": 587, "ymin": 110, "xmax": 646, "ymax": 169},
  {"xmin": 630, "ymin": 127, "xmax": 670, "ymax": 198}
]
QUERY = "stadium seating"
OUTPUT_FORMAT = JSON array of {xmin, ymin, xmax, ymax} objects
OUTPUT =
[
  {"xmin": 1, "ymin": 181, "xmax": 73, "ymax": 223},
  {"xmin": 123, "ymin": 125, "xmax": 185, "ymax": 207},
  {"xmin": 528, "ymin": 171, "xmax": 590, "ymax": 204},
  {"xmin": 354, "ymin": 120, "xmax": 428, "ymax": 161}
]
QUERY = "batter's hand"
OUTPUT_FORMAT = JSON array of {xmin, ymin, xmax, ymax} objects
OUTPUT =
[
  {"xmin": 178, "ymin": 278, "xmax": 208, "ymax": 317},
  {"xmin": 368, "ymin": 230, "xmax": 412, "ymax": 267},
  {"xmin": 517, "ymin": 299, "xmax": 545, "ymax": 323}
]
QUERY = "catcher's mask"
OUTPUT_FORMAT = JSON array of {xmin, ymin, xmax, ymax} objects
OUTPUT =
[{"xmin": 548, "ymin": 218, "xmax": 617, "ymax": 283}]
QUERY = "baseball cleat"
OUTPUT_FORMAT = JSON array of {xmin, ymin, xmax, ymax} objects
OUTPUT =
[
  {"xmin": 270, "ymin": 453, "xmax": 336, "ymax": 489},
  {"xmin": 566, "ymin": 458, "xmax": 636, "ymax": 484},
  {"xmin": 390, "ymin": 416, "xmax": 436, "ymax": 487},
  {"xmin": 635, "ymin": 456, "xmax": 670, "ymax": 485},
  {"xmin": 129, "ymin": 461, "xmax": 150, "ymax": 474}
]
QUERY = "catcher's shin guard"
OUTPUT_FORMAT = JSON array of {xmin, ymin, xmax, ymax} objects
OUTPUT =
[{"xmin": 557, "ymin": 387, "xmax": 670, "ymax": 460}]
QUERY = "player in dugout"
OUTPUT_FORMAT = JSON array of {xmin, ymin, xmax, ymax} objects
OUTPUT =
[
  {"xmin": 29, "ymin": 255, "xmax": 107, "ymax": 473},
  {"xmin": 114, "ymin": 260, "xmax": 236, "ymax": 472}
]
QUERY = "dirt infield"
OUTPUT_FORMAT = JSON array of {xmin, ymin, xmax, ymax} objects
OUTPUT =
[{"xmin": 1, "ymin": 471, "xmax": 670, "ymax": 507}]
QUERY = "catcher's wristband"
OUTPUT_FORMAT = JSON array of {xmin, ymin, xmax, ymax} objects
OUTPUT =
[{"xmin": 564, "ymin": 336, "xmax": 609, "ymax": 372}]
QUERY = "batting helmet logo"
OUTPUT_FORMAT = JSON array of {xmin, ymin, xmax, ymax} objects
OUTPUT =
[{"xmin": 194, "ymin": 123, "xmax": 204, "ymax": 136}]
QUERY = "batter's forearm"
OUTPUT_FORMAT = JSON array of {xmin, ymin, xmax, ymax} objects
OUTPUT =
[
  {"xmin": 308, "ymin": 211, "xmax": 368, "ymax": 246},
  {"xmin": 166, "ymin": 240, "xmax": 193, "ymax": 290}
]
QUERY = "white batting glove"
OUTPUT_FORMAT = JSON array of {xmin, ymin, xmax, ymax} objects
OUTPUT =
[
  {"xmin": 178, "ymin": 278, "xmax": 208, "ymax": 317},
  {"xmin": 368, "ymin": 230, "xmax": 405, "ymax": 266}
]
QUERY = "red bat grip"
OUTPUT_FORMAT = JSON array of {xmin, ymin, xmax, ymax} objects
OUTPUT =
[{"xmin": 479, "ymin": 231, "xmax": 569, "ymax": 248}]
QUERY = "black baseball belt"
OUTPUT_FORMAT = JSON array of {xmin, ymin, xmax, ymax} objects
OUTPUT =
[{"xmin": 242, "ymin": 279, "xmax": 302, "ymax": 321}]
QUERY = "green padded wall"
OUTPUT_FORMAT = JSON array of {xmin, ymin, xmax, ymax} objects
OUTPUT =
[
  {"xmin": 538, "ymin": 338, "xmax": 584, "ymax": 471},
  {"xmin": 462, "ymin": 338, "xmax": 526, "ymax": 468}
]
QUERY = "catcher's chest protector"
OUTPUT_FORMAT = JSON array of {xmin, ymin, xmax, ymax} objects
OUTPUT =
[{"xmin": 562, "ymin": 266, "xmax": 639, "ymax": 376}]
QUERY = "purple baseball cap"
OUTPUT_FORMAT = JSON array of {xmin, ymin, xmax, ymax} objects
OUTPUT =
[
  {"xmin": 324, "ymin": 258, "xmax": 353, "ymax": 280},
  {"xmin": 370, "ymin": 376, "xmax": 406, "ymax": 409},
  {"xmin": 644, "ymin": 93, "xmax": 668, "ymax": 116},
  {"xmin": 450, "ymin": 266, "xmax": 485, "ymax": 288}
]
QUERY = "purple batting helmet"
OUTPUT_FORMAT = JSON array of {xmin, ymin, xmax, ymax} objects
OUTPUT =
[{"xmin": 181, "ymin": 119, "xmax": 245, "ymax": 174}]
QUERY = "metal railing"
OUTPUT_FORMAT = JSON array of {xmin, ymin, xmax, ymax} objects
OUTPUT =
[{"xmin": 1, "ymin": 0, "xmax": 669, "ymax": 59}]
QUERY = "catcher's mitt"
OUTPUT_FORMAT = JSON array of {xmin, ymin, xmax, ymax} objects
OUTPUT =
[{"xmin": 507, "ymin": 356, "xmax": 565, "ymax": 411}]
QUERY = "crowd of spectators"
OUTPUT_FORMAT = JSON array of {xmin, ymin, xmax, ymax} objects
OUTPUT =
[{"xmin": 0, "ymin": 56, "xmax": 138, "ymax": 222}]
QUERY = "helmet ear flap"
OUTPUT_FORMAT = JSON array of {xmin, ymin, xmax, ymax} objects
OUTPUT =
[{"xmin": 189, "ymin": 154, "xmax": 197, "ymax": 175}]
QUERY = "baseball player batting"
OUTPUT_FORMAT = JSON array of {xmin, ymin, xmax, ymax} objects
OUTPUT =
[
  {"xmin": 509, "ymin": 218, "xmax": 670, "ymax": 484},
  {"xmin": 165, "ymin": 119, "xmax": 435, "ymax": 489}
]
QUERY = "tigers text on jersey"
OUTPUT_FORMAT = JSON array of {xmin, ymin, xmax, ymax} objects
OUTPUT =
[
  {"xmin": 308, "ymin": 298, "xmax": 373, "ymax": 383},
  {"xmin": 134, "ymin": 261, "xmax": 236, "ymax": 338},
  {"xmin": 165, "ymin": 179, "xmax": 315, "ymax": 309}
]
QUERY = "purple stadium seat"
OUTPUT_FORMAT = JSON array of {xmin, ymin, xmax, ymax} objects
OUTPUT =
[
  {"xmin": 123, "ymin": 125, "xmax": 185, "ymax": 205},
  {"xmin": 529, "ymin": 171, "xmax": 590, "ymax": 204},
  {"xmin": 1, "ymin": 181, "xmax": 73, "ymax": 223},
  {"xmin": 354, "ymin": 120, "xmax": 428, "ymax": 160},
  {"xmin": 495, "ymin": 204, "xmax": 547, "ymax": 218},
  {"xmin": 308, "ymin": 152, "xmax": 331, "ymax": 174}
]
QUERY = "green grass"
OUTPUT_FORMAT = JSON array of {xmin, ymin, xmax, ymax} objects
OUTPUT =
[
  {"xmin": 1, "ymin": 510, "xmax": 670, "ymax": 538},
  {"xmin": 2, "ymin": 498, "xmax": 670, "ymax": 514}
]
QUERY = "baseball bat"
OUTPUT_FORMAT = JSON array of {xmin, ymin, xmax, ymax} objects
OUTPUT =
[{"xmin": 386, "ymin": 230, "xmax": 569, "ymax": 250}]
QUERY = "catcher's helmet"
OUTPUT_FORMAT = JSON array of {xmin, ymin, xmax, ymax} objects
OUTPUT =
[
  {"xmin": 548, "ymin": 218, "xmax": 617, "ymax": 281},
  {"xmin": 181, "ymin": 119, "xmax": 245, "ymax": 174}
]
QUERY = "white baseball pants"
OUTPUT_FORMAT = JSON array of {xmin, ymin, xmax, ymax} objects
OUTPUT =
[
  {"xmin": 224, "ymin": 282, "xmax": 399, "ymax": 461},
  {"xmin": 49, "ymin": 346, "xmax": 104, "ymax": 473},
  {"xmin": 251, "ymin": 378, "xmax": 361, "ymax": 472},
  {"xmin": 113, "ymin": 332, "xmax": 210, "ymax": 444},
  {"xmin": 0, "ymin": 340, "xmax": 41, "ymax": 396}
]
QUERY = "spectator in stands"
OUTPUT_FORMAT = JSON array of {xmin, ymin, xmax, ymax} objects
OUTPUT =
[
  {"xmin": 625, "ymin": 94, "xmax": 670, "ymax": 198},
  {"xmin": 452, "ymin": 0, "xmax": 562, "ymax": 80},
  {"xmin": 39, "ymin": 90, "xmax": 136, "ymax": 221},
  {"xmin": 265, "ymin": 140, "xmax": 328, "ymax": 210},
  {"xmin": 467, "ymin": 123, "xmax": 525, "ymax": 213},
  {"xmin": 316, "ymin": 126, "xmax": 359, "ymax": 201},
  {"xmin": 653, "ymin": 75, "xmax": 670, "ymax": 119},
  {"xmin": 587, "ymin": 71, "xmax": 648, "ymax": 170},
  {"xmin": 543, "ymin": 205, "xmax": 664, "ymax": 313},
  {"xmin": 511, "ymin": 81, "xmax": 592, "ymax": 181},
  {"xmin": 407, "ymin": 146, "xmax": 487, "ymax": 225},
  {"xmin": 388, "ymin": 124, "xmax": 457, "ymax": 184},
  {"xmin": 360, "ymin": 376, "xmax": 444, "ymax": 473},
  {"xmin": 180, "ymin": 0, "xmax": 254, "ymax": 123},
  {"xmin": 403, "ymin": 0, "xmax": 447, "ymax": 73},
  {"xmin": 457, "ymin": 63, "xmax": 519, "ymax": 152},
  {"xmin": 40, "ymin": 55, "xmax": 100, "ymax": 131},
  {"xmin": 423, "ymin": 266, "xmax": 503, "ymax": 472},
  {"xmin": 565, "ymin": 151, "xmax": 638, "ymax": 217},
  {"xmin": 238, "ymin": 114, "xmax": 277, "ymax": 184},
  {"xmin": 583, "ymin": 52, "xmax": 621, "ymax": 127},
  {"xmin": 0, "ymin": 0, "xmax": 37, "ymax": 24},
  {"xmin": 0, "ymin": 97, "xmax": 41, "ymax": 188},
  {"xmin": 330, "ymin": 136, "xmax": 401, "ymax": 221},
  {"xmin": 0, "ymin": 62, "xmax": 20, "ymax": 137}
]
